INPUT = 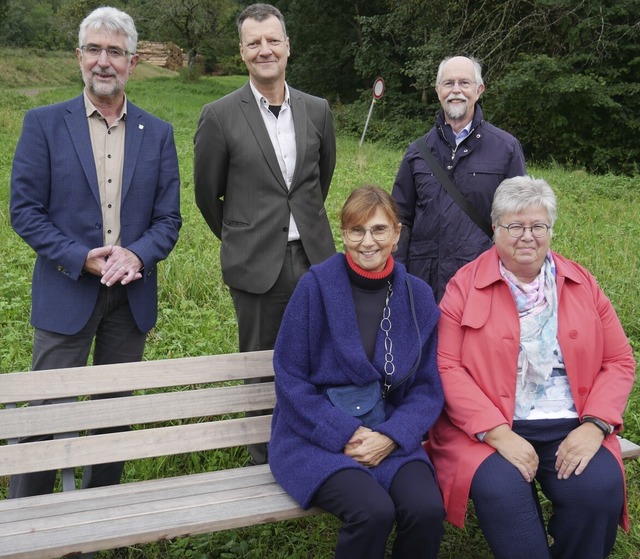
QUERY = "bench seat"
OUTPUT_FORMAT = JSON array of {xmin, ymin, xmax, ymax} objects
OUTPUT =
[{"xmin": 0, "ymin": 465, "xmax": 319, "ymax": 559}]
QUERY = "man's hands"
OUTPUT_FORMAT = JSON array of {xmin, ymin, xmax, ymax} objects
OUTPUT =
[
  {"xmin": 84, "ymin": 245, "xmax": 143, "ymax": 286},
  {"xmin": 344, "ymin": 426, "xmax": 398, "ymax": 468}
]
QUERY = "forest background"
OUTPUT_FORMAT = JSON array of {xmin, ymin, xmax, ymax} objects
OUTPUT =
[{"xmin": 1, "ymin": 0, "xmax": 639, "ymax": 175}]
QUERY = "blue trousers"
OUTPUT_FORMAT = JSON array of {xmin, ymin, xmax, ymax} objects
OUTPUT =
[
  {"xmin": 470, "ymin": 419, "xmax": 623, "ymax": 559},
  {"xmin": 311, "ymin": 461, "xmax": 445, "ymax": 559}
]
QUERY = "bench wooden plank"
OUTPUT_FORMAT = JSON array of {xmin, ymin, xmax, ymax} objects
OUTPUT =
[
  {"xmin": 0, "ymin": 415, "xmax": 271, "ymax": 476},
  {"xmin": 0, "ymin": 383, "xmax": 276, "ymax": 439},
  {"xmin": 620, "ymin": 436, "xmax": 640, "ymax": 460},
  {"xmin": 0, "ymin": 350, "xmax": 274, "ymax": 403},
  {"xmin": 0, "ymin": 467, "xmax": 321, "ymax": 559}
]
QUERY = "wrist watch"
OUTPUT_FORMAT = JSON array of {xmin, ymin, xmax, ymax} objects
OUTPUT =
[{"xmin": 581, "ymin": 416, "xmax": 610, "ymax": 436}]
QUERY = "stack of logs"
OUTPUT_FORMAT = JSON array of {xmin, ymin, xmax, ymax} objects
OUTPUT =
[{"xmin": 137, "ymin": 41, "xmax": 186, "ymax": 72}]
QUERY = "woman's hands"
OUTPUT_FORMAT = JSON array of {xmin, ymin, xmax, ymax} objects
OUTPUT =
[
  {"xmin": 555, "ymin": 422, "xmax": 605, "ymax": 479},
  {"xmin": 483, "ymin": 422, "xmax": 605, "ymax": 482},
  {"xmin": 344, "ymin": 426, "xmax": 397, "ymax": 468},
  {"xmin": 483, "ymin": 424, "xmax": 539, "ymax": 482}
]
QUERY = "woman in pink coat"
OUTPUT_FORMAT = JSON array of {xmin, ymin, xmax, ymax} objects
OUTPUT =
[{"xmin": 428, "ymin": 176, "xmax": 636, "ymax": 559}]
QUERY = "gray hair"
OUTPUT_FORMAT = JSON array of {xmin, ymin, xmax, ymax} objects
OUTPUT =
[
  {"xmin": 78, "ymin": 6, "xmax": 138, "ymax": 55},
  {"xmin": 237, "ymin": 3, "xmax": 287, "ymax": 40},
  {"xmin": 491, "ymin": 176, "xmax": 557, "ymax": 227},
  {"xmin": 436, "ymin": 56, "xmax": 484, "ymax": 87}
]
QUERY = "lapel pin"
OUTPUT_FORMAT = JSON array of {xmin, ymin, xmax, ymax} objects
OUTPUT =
[{"xmin": 139, "ymin": 124, "xmax": 144, "ymax": 130}]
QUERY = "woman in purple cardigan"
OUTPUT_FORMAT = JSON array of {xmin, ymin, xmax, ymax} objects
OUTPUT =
[{"xmin": 269, "ymin": 186, "xmax": 445, "ymax": 559}]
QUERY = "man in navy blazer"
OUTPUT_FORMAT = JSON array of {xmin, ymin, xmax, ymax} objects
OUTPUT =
[
  {"xmin": 194, "ymin": 3, "xmax": 336, "ymax": 464},
  {"xmin": 9, "ymin": 6, "xmax": 181, "ymax": 497}
]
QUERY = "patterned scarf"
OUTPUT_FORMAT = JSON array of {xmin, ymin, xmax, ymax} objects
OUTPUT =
[{"xmin": 500, "ymin": 252, "xmax": 558, "ymax": 387}]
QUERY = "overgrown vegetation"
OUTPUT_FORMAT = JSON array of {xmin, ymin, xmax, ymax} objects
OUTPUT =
[
  {"xmin": 1, "ymin": 1, "xmax": 639, "ymax": 173},
  {"xmin": 0, "ymin": 55, "xmax": 639, "ymax": 558}
]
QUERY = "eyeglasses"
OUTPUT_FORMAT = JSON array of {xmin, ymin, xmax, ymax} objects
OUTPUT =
[
  {"xmin": 344, "ymin": 225, "xmax": 391, "ymax": 242},
  {"xmin": 497, "ymin": 223, "xmax": 551, "ymax": 238},
  {"xmin": 438, "ymin": 79, "xmax": 477, "ymax": 91},
  {"xmin": 80, "ymin": 46, "xmax": 133, "ymax": 59}
]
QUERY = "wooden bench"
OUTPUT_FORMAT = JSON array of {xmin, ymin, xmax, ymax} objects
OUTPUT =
[
  {"xmin": 0, "ymin": 350, "xmax": 322, "ymax": 559},
  {"xmin": 0, "ymin": 349, "xmax": 638, "ymax": 559}
]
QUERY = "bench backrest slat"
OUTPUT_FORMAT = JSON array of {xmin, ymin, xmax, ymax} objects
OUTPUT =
[
  {"xmin": 0, "ymin": 383, "xmax": 276, "ymax": 439},
  {"xmin": 0, "ymin": 415, "xmax": 271, "ymax": 476},
  {"xmin": 0, "ymin": 350, "xmax": 274, "ymax": 403}
]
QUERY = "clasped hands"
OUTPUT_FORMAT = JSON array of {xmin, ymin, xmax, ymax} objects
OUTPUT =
[
  {"xmin": 84, "ymin": 245, "xmax": 143, "ymax": 286},
  {"xmin": 484, "ymin": 422, "xmax": 605, "ymax": 482},
  {"xmin": 343, "ymin": 426, "xmax": 397, "ymax": 468}
]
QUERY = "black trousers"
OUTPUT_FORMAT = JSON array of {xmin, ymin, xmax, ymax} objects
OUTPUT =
[
  {"xmin": 229, "ymin": 241, "xmax": 310, "ymax": 464},
  {"xmin": 8, "ymin": 284, "xmax": 146, "ymax": 498},
  {"xmin": 311, "ymin": 461, "xmax": 445, "ymax": 559}
]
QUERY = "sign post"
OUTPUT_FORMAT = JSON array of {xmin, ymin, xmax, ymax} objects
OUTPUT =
[{"xmin": 359, "ymin": 77, "xmax": 385, "ymax": 147}]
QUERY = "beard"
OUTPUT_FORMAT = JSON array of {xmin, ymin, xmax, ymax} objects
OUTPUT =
[
  {"xmin": 82, "ymin": 66, "xmax": 126, "ymax": 99},
  {"xmin": 444, "ymin": 95, "xmax": 468, "ymax": 121}
]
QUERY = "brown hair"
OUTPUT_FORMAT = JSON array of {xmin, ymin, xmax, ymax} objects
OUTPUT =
[
  {"xmin": 237, "ymin": 3, "xmax": 287, "ymax": 39},
  {"xmin": 340, "ymin": 185, "xmax": 399, "ymax": 230}
]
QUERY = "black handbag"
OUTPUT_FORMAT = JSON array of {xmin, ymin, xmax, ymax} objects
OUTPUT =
[{"xmin": 416, "ymin": 138, "xmax": 493, "ymax": 239}]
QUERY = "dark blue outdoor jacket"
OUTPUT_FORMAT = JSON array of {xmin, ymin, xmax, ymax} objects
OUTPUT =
[{"xmin": 392, "ymin": 105, "xmax": 526, "ymax": 302}]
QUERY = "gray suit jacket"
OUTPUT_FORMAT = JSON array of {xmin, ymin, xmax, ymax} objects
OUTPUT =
[{"xmin": 194, "ymin": 82, "xmax": 336, "ymax": 294}]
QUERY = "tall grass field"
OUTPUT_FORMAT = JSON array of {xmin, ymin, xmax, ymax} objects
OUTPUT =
[{"xmin": 0, "ymin": 52, "xmax": 639, "ymax": 558}]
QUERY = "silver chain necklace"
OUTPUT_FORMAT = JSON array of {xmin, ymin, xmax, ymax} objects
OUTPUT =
[{"xmin": 381, "ymin": 281, "xmax": 395, "ymax": 398}]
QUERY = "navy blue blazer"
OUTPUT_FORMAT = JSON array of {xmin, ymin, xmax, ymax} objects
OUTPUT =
[{"xmin": 10, "ymin": 95, "xmax": 182, "ymax": 335}]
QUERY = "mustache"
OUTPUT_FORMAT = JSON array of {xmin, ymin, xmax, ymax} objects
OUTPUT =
[
  {"xmin": 446, "ymin": 94, "xmax": 467, "ymax": 102},
  {"xmin": 91, "ymin": 68, "xmax": 117, "ymax": 77}
]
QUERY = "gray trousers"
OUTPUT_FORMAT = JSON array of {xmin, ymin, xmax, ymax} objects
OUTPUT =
[
  {"xmin": 229, "ymin": 241, "xmax": 310, "ymax": 464},
  {"xmin": 8, "ymin": 283, "xmax": 147, "ymax": 498}
]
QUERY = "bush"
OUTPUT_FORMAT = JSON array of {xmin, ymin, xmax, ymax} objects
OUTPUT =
[{"xmin": 484, "ymin": 54, "xmax": 640, "ymax": 175}]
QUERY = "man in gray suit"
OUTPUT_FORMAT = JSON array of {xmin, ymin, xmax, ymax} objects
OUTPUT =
[{"xmin": 194, "ymin": 3, "xmax": 336, "ymax": 463}]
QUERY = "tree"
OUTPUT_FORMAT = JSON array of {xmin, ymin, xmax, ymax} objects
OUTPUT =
[{"xmin": 137, "ymin": 0, "xmax": 240, "ymax": 72}]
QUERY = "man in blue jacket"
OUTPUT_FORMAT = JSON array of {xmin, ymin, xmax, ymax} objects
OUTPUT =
[
  {"xmin": 9, "ymin": 6, "xmax": 181, "ymax": 497},
  {"xmin": 392, "ymin": 56, "xmax": 525, "ymax": 301}
]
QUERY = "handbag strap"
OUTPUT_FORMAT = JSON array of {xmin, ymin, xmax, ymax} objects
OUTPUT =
[
  {"xmin": 415, "ymin": 138, "xmax": 493, "ymax": 239},
  {"xmin": 386, "ymin": 276, "xmax": 422, "ymax": 396}
]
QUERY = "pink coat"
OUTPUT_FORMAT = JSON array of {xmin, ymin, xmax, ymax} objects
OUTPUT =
[{"xmin": 427, "ymin": 247, "xmax": 636, "ymax": 529}]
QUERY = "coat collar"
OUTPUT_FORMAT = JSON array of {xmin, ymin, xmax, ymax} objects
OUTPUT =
[
  {"xmin": 473, "ymin": 246, "xmax": 586, "ymax": 291},
  {"xmin": 238, "ymin": 82, "xmax": 290, "ymax": 192}
]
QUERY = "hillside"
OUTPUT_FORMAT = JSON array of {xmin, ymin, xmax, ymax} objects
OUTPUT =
[{"xmin": 0, "ymin": 47, "xmax": 178, "ymax": 91}]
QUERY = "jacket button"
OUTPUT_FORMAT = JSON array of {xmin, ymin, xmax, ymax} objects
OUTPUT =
[
  {"xmin": 569, "ymin": 330, "xmax": 578, "ymax": 339},
  {"xmin": 578, "ymin": 387, "xmax": 588, "ymax": 396}
]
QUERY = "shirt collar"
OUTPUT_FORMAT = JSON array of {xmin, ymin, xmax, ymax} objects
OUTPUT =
[
  {"xmin": 248, "ymin": 80, "xmax": 291, "ymax": 108},
  {"xmin": 454, "ymin": 121, "xmax": 472, "ymax": 145},
  {"xmin": 83, "ymin": 90, "xmax": 128, "ymax": 121}
]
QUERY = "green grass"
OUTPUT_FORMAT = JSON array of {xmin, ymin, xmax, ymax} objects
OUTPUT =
[{"xmin": 1, "ymin": 51, "xmax": 639, "ymax": 558}]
